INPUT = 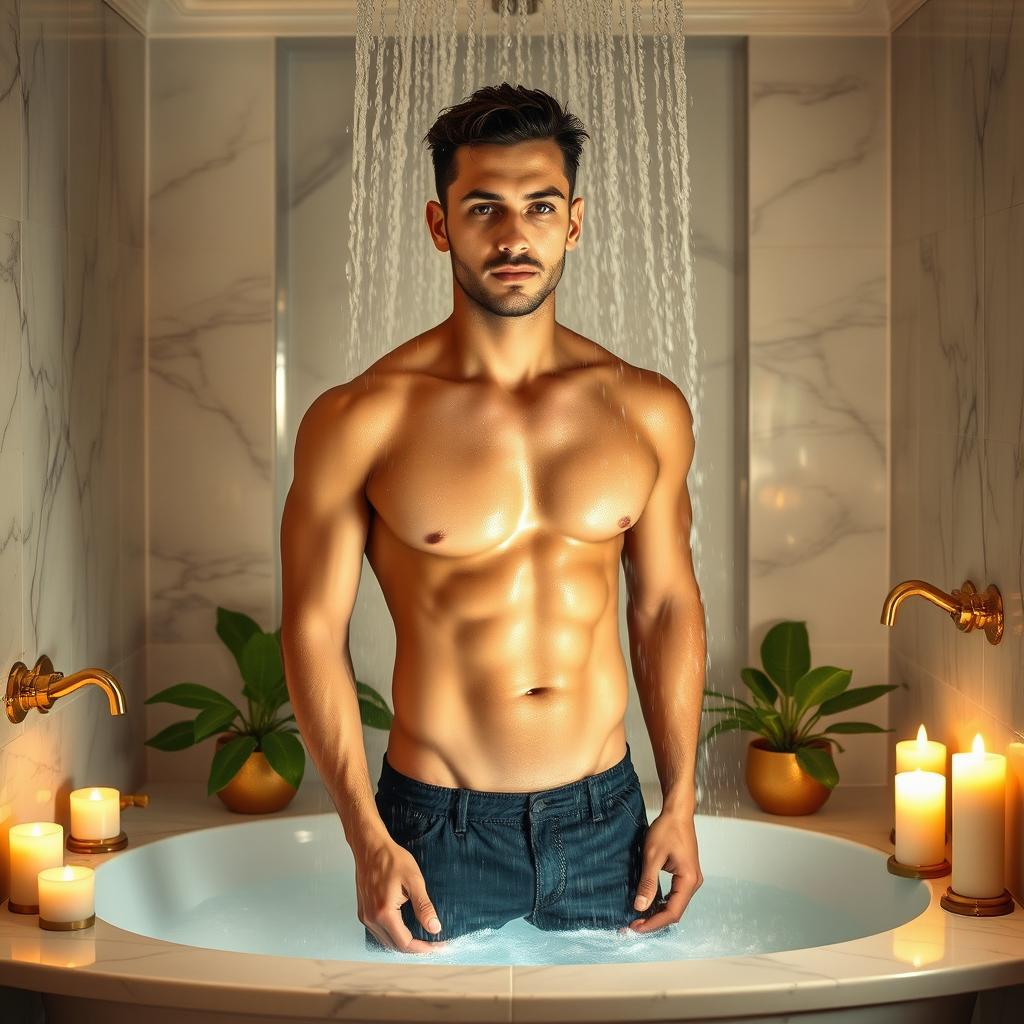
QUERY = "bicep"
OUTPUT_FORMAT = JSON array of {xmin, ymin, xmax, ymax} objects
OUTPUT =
[
  {"xmin": 621, "ymin": 379, "xmax": 700, "ymax": 619},
  {"xmin": 280, "ymin": 388, "xmax": 375, "ymax": 643}
]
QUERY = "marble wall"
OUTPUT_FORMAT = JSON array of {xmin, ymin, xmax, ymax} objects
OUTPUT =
[
  {"xmin": 890, "ymin": 2, "xmax": 1024, "ymax": 784},
  {"xmin": 0, "ymin": 0, "xmax": 146, "ymax": 906},
  {"xmin": 747, "ymin": 36, "xmax": 890, "ymax": 784},
  {"xmin": 145, "ymin": 38, "xmax": 278, "ymax": 782}
]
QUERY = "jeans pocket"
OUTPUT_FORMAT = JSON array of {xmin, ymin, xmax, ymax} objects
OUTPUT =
[
  {"xmin": 605, "ymin": 781, "xmax": 647, "ymax": 829},
  {"xmin": 377, "ymin": 796, "xmax": 447, "ymax": 845}
]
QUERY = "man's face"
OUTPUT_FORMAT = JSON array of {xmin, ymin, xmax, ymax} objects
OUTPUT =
[{"xmin": 425, "ymin": 139, "xmax": 585, "ymax": 318}]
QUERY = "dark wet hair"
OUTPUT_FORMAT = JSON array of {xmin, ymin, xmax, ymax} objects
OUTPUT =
[{"xmin": 422, "ymin": 82, "xmax": 590, "ymax": 216}]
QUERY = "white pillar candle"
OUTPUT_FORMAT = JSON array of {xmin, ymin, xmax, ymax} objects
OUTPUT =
[
  {"xmin": 8, "ymin": 823, "xmax": 64, "ymax": 907},
  {"xmin": 951, "ymin": 733, "xmax": 1006, "ymax": 898},
  {"xmin": 37, "ymin": 865, "xmax": 94, "ymax": 924},
  {"xmin": 895, "ymin": 769, "xmax": 946, "ymax": 866},
  {"xmin": 896, "ymin": 724, "xmax": 947, "ymax": 775},
  {"xmin": 69, "ymin": 787, "xmax": 120, "ymax": 840}
]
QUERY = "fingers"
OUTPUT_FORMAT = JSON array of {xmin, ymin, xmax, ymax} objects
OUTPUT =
[
  {"xmin": 365, "ymin": 870, "xmax": 447, "ymax": 954},
  {"xmin": 630, "ymin": 875, "xmax": 701, "ymax": 933}
]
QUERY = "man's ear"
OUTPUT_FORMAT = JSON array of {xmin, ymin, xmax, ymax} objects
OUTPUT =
[
  {"xmin": 565, "ymin": 195, "xmax": 585, "ymax": 253},
  {"xmin": 426, "ymin": 199, "xmax": 450, "ymax": 253}
]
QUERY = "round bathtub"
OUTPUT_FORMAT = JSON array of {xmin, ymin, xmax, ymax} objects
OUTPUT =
[
  {"xmin": 26, "ymin": 807, "xmax": 1002, "ymax": 1024},
  {"xmin": 91, "ymin": 810, "xmax": 927, "ymax": 964}
]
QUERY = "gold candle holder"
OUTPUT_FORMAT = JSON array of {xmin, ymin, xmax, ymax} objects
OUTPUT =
[
  {"xmin": 940, "ymin": 886, "xmax": 1015, "ymax": 917},
  {"xmin": 39, "ymin": 913, "xmax": 96, "ymax": 931},
  {"xmin": 886, "ymin": 854, "xmax": 951, "ymax": 879},
  {"xmin": 65, "ymin": 793, "xmax": 147, "ymax": 853}
]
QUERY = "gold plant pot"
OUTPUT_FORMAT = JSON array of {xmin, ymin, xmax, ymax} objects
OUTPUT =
[
  {"xmin": 213, "ymin": 733, "xmax": 298, "ymax": 814},
  {"xmin": 745, "ymin": 737, "xmax": 833, "ymax": 816}
]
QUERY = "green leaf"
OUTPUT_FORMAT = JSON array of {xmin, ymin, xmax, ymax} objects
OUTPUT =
[
  {"xmin": 207, "ymin": 735, "xmax": 258, "ymax": 796},
  {"xmin": 240, "ymin": 631, "xmax": 285, "ymax": 705},
  {"xmin": 144, "ymin": 720, "xmax": 198, "ymax": 751},
  {"xmin": 260, "ymin": 731, "xmax": 306, "ymax": 790},
  {"xmin": 357, "ymin": 681, "xmax": 393, "ymax": 730},
  {"xmin": 216, "ymin": 607, "xmax": 264, "ymax": 676},
  {"xmin": 144, "ymin": 683, "xmax": 237, "ymax": 710},
  {"xmin": 819, "ymin": 684, "xmax": 899, "ymax": 716},
  {"xmin": 740, "ymin": 667, "xmax": 778, "ymax": 706},
  {"xmin": 822, "ymin": 721, "xmax": 893, "ymax": 734},
  {"xmin": 793, "ymin": 666, "xmax": 852, "ymax": 720},
  {"xmin": 796, "ymin": 745, "xmax": 839, "ymax": 789},
  {"xmin": 194, "ymin": 703, "xmax": 240, "ymax": 742},
  {"xmin": 760, "ymin": 621, "xmax": 810, "ymax": 696}
]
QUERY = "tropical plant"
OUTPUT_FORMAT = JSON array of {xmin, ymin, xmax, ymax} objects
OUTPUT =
[
  {"xmin": 143, "ymin": 607, "xmax": 395, "ymax": 797},
  {"xmin": 701, "ymin": 620, "xmax": 897, "ymax": 789}
]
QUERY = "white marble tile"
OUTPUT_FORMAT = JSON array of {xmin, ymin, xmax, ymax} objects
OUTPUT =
[
  {"xmin": 917, "ymin": 215, "xmax": 984, "ymax": 442},
  {"xmin": 20, "ymin": 0, "xmax": 68, "ymax": 230},
  {"xmin": 918, "ymin": 0, "xmax": 951, "ymax": 237},
  {"xmin": 0, "ymin": 216, "xmax": 21, "ymax": 712},
  {"xmin": 748, "ymin": 36, "xmax": 886, "ymax": 248},
  {"xmin": 0, "ymin": 0, "xmax": 21, "ymax": 222},
  {"xmin": 748, "ymin": 241, "xmax": 887, "ymax": 647},
  {"xmin": 149, "ymin": 38, "xmax": 274, "ymax": 259},
  {"xmin": 117, "ymin": 241, "xmax": 145, "ymax": 662},
  {"xmin": 983, "ymin": 204, "xmax": 1024, "ymax": 448},
  {"xmin": 147, "ymin": 38, "xmax": 276, "ymax": 646},
  {"xmin": 890, "ymin": 240, "xmax": 920, "ymax": 658},
  {"xmin": 891, "ymin": 10, "xmax": 920, "ymax": 246},
  {"xmin": 979, "ymin": 437, "xmax": 1024, "ymax": 733}
]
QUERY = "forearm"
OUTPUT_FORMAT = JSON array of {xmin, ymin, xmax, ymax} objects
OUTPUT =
[
  {"xmin": 280, "ymin": 620, "xmax": 390, "ymax": 854},
  {"xmin": 626, "ymin": 595, "xmax": 707, "ymax": 818}
]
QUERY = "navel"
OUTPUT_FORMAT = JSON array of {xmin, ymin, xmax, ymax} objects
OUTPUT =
[
  {"xmin": 424, "ymin": 530, "xmax": 446, "ymax": 544},
  {"xmin": 618, "ymin": 516, "xmax": 631, "ymax": 529}
]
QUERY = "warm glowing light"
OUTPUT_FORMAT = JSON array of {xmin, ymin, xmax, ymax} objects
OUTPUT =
[
  {"xmin": 972, "ymin": 733, "xmax": 986, "ymax": 755},
  {"xmin": 89, "ymin": 789, "xmax": 103, "ymax": 800},
  {"xmin": 916, "ymin": 723, "xmax": 928, "ymax": 746}
]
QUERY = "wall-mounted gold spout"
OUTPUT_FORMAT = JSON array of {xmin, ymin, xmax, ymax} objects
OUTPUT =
[
  {"xmin": 5, "ymin": 655, "xmax": 127, "ymax": 724},
  {"xmin": 881, "ymin": 579, "xmax": 1004, "ymax": 645}
]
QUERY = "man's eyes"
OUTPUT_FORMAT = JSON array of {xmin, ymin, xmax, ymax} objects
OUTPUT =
[{"xmin": 470, "ymin": 203, "xmax": 556, "ymax": 216}]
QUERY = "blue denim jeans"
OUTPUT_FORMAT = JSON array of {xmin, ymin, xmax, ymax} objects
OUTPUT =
[{"xmin": 364, "ymin": 742, "xmax": 663, "ymax": 949}]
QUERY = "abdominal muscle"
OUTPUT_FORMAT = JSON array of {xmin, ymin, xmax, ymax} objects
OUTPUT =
[{"xmin": 370, "ymin": 525, "xmax": 632, "ymax": 793}]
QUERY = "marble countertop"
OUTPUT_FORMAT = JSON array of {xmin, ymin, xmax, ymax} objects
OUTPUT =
[{"xmin": 2, "ymin": 777, "xmax": 1024, "ymax": 1022}]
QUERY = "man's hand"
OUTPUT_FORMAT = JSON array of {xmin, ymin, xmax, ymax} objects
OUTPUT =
[
  {"xmin": 356, "ymin": 836, "xmax": 450, "ymax": 954},
  {"xmin": 627, "ymin": 812, "xmax": 702, "ymax": 933}
]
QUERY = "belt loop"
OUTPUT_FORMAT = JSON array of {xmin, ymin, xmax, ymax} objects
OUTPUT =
[
  {"xmin": 455, "ymin": 789, "xmax": 468, "ymax": 836},
  {"xmin": 587, "ymin": 777, "xmax": 603, "ymax": 822}
]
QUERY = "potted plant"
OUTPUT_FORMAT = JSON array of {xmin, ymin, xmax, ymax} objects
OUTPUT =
[
  {"xmin": 701, "ymin": 621, "xmax": 897, "ymax": 815},
  {"xmin": 144, "ymin": 607, "xmax": 395, "ymax": 813}
]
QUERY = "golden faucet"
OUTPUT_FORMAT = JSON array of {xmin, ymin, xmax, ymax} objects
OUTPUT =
[
  {"xmin": 881, "ymin": 579, "xmax": 1004, "ymax": 645},
  {"xmin": 5, "ymin": 655, "xmax": 127, "ymax": 724}
]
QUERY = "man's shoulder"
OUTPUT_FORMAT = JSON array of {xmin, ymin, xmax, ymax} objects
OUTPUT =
[{"xmin": 580, "ymin": 341, "xmax": 692, "ymax": 433}]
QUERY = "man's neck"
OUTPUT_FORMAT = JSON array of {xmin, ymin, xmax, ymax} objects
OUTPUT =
[{"xmin": 444, "ymin": 308, "xmax": 562, "ymax": 390}]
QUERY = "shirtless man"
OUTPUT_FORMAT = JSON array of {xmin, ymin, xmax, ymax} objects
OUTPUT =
[{"xmin": 280, "ymin": 83, "xmax": 706, "ymax": 954}]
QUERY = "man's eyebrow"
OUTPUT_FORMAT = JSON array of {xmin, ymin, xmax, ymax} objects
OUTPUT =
[{"xmin": 458, "ymin": 186, "xmax": 567, "ymax": 204}]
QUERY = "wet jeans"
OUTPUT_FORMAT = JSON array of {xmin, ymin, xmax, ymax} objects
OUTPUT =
[{"xmin": 364, "ymin": 742, "xmax": 663, "ymax": 949}]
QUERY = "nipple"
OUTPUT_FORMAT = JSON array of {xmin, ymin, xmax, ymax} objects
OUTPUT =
[
  {"xmin": 618, "ymin": 516, "xmax": 631, "ymax": 529},
  {"xmin": 425, "ymin": 530, "xmax": 446, "ymax": 544}
]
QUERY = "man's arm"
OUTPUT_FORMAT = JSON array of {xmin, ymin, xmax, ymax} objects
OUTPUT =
[
  {"xmin": 279, "ymin": 382, "xmax": 391, "ymax": 855},
  {"xmin": 621, "ymin": 374, "xmax": 707, "ymax": 819}
]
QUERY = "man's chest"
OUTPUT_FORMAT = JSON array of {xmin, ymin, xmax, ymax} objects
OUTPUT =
[{"xmin": 365, "ymin": 387, "xmax": 659, "ymax": 557}]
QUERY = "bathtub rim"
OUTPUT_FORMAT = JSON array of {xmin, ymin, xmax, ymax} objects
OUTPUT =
[{"xmin": 2, "ymin": 801, "xmax": 1024, "ymax": 1022}]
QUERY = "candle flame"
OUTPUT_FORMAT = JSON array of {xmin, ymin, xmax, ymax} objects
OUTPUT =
[
  {"xmin": 916, "ymin": 724, "xmax": 928, "ymax": 745},
  {"xmin": 31, "ymin": 824, "xmax": 42, "ymax": 836},
  {"xmin": 62, "ymin": 866, "xmax": 74, "ymax": 880},
  {"xmin": 89, "ymin": 789, "xmax": 103, "ymax": 800},
  {"xmin": 972, "ymin": 733, "xmax": 986, "ymax": 755}
]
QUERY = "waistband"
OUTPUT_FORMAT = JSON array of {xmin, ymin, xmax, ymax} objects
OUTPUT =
[{"xmin": 375, "ymin": 742, "xmax": 638, "ymax": 821}]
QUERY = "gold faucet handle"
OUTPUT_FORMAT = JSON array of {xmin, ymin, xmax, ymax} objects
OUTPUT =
[{"xmin": 120, "ymin": 793, "xmax": 150, "ymax": 809}]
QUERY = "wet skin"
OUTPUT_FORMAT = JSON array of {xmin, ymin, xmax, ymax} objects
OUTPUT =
[{"xmin": 279, "ymin": 138, "xmax": 705, "ymax": 951}]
